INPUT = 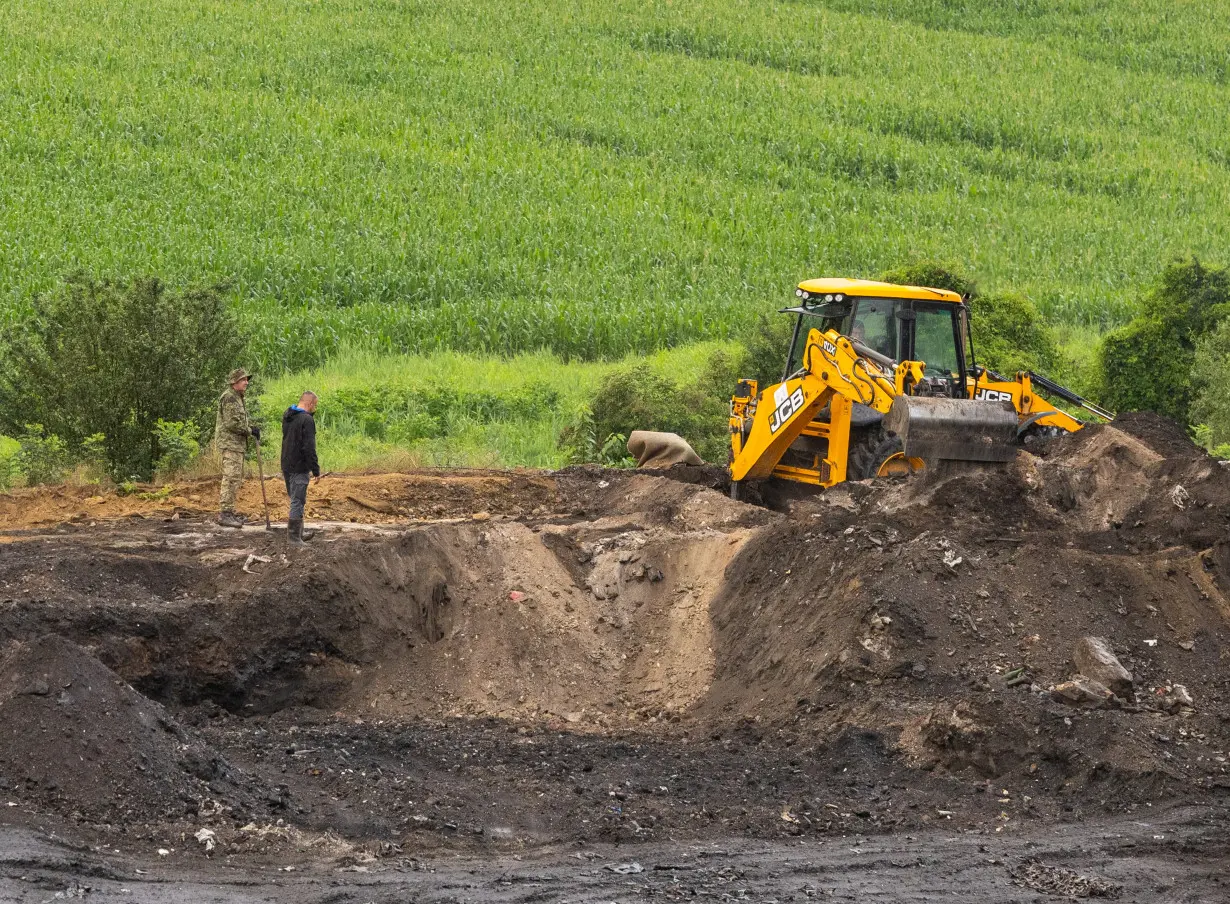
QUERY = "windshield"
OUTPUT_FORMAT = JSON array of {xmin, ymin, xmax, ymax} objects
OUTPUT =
[
  {"xmin": 785, "ymin": 311, "xmax": 844, "ymax": 377},
  {"xmin": 913, "ymin": 304, "xmax": 960, "ymax": 376},
  {"xmin": 849, "ymin": 297, "xmax": 900, "ymax": 360}
]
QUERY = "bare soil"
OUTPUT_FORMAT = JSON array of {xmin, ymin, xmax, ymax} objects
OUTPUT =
[{"xmin": 1, "ymin": 422, "xmax": 1228, "ymax": 898}]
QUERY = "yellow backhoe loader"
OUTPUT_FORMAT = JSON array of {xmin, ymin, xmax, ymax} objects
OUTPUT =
[{"xmin": 728, "ymin": 278, "xmax": 1112, "ymax": 498}]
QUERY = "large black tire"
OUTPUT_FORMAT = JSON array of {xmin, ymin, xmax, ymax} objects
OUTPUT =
[{"xmin": 848, "ymin": 429, "xmax": 906, "ymax": 481}]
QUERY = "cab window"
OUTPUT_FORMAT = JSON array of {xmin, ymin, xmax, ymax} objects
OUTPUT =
[
  {"xmin": 851, "ymin": 298, "xmax": 899, "ymax": 359},
  {"xmin": 913, "ymin": 304, "xmax": 960, "ymax": 377}
]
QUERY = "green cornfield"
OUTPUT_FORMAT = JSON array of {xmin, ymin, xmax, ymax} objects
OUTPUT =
[{"xmin": 3, "ymin": 0, "xmax": 1229, "ymax": 371}]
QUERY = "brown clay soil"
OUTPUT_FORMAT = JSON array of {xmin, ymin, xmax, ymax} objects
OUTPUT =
[{"xmin": 1, "ymin": 417, "xmax": 1229, "ymax": 900}]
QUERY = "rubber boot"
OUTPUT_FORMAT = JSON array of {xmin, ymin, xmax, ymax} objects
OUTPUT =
[{"xmin": 288, "ymin": 518, "xmax": 307, "ymax": 546}]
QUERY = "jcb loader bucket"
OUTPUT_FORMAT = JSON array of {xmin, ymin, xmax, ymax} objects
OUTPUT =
[{"xmin": 884, "ymin": 396, "xmax": 1018, "ymax": 463}]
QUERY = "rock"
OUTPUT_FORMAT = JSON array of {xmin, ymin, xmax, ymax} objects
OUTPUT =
[
  {"xmin": 20, "ymin": 678, "xmax": 50, "ymax": 696},
  {"xmin": 1073, "ymin": 636, "xmax": 1133, "ymax": 697},
  {"xmin": 1051, "ymin": 677, "xmax": 1114, "ymax": 708},
  {"xmin": 1160, "ymin": 684, "xmax": 1194, "ymax": 714},
  {"xmin": 471, "ymin": 511, "xmax": 491, "ymax": 522}
]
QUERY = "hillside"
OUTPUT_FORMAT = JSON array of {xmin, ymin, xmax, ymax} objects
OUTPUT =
[{"xmin": 3, "ymin": 0, "xmax": 1229, "ymax": 370}]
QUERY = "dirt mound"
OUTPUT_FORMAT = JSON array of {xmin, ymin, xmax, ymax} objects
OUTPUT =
[
  {"xmin": 1110, "ymin": 411, "xmax": 1206, "ymax": 460},
  {"xmin": 0, "ymin": 443, "xmax": 1228, "ymax": 851},
  {"xmin": 0, "ymin": 635, "xmax": 264, "ymax": 825},
  {"xmin": 1031, "ymin": 418, "xmax": 1230, "ymax": 549},
  {"xmin": 696, "ymin": 420, "xmax": 1230, "ymax": 798}
]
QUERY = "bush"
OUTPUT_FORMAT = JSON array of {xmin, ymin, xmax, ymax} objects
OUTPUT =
[
  {"xmin": 153, "ymin": 419, "xmax": 201, "ymax": 477},
  {"xmin": 0, "ymin": 276, "xmax": 244, "ymax": 480},
  {"xmin": 13, "ymin": 424, "xmax": 71, "ymax": 486},
  {"xmin": 0, "ymin": 437, "xmax": 19, "ymax": 490},
  {"xmin": 1099, "ymin": 316, "xmax": 1195, "ymax": 421},
  {"xmin": 585, "ymin": 349, "xmax": 746, "ymax": 464},
  {"xmin": 1098, "ymin": 257, "xmax": 1230, "ymax": 422},
  {"xmin": 1191, "ymin": 319, "xmax": 1230, "ymax": 449},
  {"xmin": 559, "ymin": 406, "xmax": 636, "ymax": 467},
  {"xmin": 742, "ymin": 309, "xmax": 797, "ymax": 388},
  {"xmin": 968, "ymin": 291, "xmax": 1061, "ymax": 375},
  {"xmin": 880, "ymin": 262, "xmax": 1059, "ymax": 375},
  {"xmin": 1191, "ymin": 425, "xmax": 1230, "ymax": 460}
]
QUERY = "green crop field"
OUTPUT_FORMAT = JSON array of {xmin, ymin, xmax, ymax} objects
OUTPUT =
[{"xmin": 3, "ymin": 0, "xmax": 1228, "ymax": 373}]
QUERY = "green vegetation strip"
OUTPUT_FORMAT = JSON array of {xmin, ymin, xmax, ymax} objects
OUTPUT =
[{"xmin": 256, "ymin": 343, "xmax": 737, "ymax": 471}]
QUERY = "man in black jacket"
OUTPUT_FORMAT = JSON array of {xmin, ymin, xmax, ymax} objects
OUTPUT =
[{"xmin": 281, "ymin": 391, "xmax": 321, "ymax": 546}]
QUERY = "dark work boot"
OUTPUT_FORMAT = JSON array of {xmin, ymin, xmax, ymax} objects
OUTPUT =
[
  {"xmin": 218, "ymin": 510, "xmax": 245, "ymax": 528},
  {"xmin": 288, "ymin": 518, "xmax": 307, "ymax": 546}
]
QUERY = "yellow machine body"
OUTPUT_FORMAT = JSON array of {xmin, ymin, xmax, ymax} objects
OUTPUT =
[{"xmin": 729, "ymin": 279, "xmax": 1111, "ymax": 491}]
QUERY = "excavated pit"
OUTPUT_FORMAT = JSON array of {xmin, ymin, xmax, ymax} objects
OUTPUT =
[
  {"xmin": 0, "ymin": 473, "xmax": 767, "ymax": 725},
  {"xmin": 1, "ymin": 419, "xmax": 1229, "ymax": 875}
]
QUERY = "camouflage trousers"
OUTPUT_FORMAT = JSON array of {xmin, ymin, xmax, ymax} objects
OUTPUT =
[{"xmin": 219, "ymin": 449, "xmax": 245, "ymax": 512}]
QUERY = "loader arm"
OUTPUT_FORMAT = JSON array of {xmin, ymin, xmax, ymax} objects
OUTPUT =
[
  {"xmin": 969, "ymin": 369, "xmax": 1114, "ymax": 434},
  {"xmin": 730, "ymin": 328, "xmax": 913, "ymax": 482}
]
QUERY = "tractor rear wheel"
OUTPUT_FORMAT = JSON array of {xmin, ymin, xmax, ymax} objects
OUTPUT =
[{"xmin": 849, "ymin": 430, "xmax": 924, "ymax": 481}]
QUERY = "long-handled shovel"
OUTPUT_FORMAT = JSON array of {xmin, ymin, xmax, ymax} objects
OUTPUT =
[{"xmin": 254, "ymin": 435, "xmax": 272, "ymax": 531}]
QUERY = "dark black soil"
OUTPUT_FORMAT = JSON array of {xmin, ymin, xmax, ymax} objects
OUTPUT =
[{"xmin": 0, "ymin": 424, "xmax": 1229, "ymax": 888}]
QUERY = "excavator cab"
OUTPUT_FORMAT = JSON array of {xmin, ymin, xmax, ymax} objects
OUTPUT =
[{"xmin": 781, "ymin": 289, "xmax": 970, "ymax": 394}]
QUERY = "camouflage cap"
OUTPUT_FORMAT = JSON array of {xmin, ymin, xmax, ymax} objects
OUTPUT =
[{"xmin": 227, "ymin": 367, "xmax": 254, "ymax": 385}]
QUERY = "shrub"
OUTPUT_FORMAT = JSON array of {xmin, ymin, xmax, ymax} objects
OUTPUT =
[
  {"xmin": 153, "ymin": 419, "xmax": 201, "ymax": 478},
  {"xmin": 880, "ymin": 262, "xmax": 1058, "ymax": 375},
  {"xmin": 742, "ymin": 309, "xmax": 797, "ymax": 388},
  {"xmin": 0, "ymin": 276, "xmax": 244, "ymax": 480},
  {"xmin": 14, "ymin": 424, "xmax": 71, "ymax": 486},
  {"xmin": 1191, "ymin": 425, "xmax": 1230, "ymax": 460},
  {"xmin": 586, "ymin": 349, "xmax": 746, "ymax": 464},
  {"xmin": 1099, "ymin": 316, "xmax": 1195, "ymax": 421},
  {"xmin": 1191, "ymin": 319, "xmax": 1230, "ymax": 449},
  {"xmin": 1098, "ymin": 257, "xmax": 1230, "ymax": 422},
  {"xmin": 0, "ymin": 437, "xmax": 19, "ymax": 490},
  {"xmin": 559, "ymin": 406, "xmax": 635, "ymax": 467}
]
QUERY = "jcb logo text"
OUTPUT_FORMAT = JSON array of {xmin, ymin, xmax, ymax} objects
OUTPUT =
[{"xmin": 769, "ymin": 387, "xmax": 806, "ymax": 434}]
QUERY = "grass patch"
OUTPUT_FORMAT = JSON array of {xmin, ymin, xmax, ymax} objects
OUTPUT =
[{"xmin": 253, "ymin": 343, "xmax": 739, "ymax": 471}]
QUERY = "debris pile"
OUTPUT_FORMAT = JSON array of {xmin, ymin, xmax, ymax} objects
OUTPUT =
[{"xmin": 0, "ymin": 635, "xmax": 265, "ymax": 825}]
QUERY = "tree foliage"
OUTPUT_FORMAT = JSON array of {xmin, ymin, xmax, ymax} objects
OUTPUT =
[
  {"xmin": 880, "ymin": 262, "xmax": 1059, "ymax": 375},
  {"xmin": 0, "ymin": 276, "xmax": 244, "ymax": 480},
  {"xmin": 1097, "ymin": 257, "xmax": 1230, "ymax": 422},
  {"xmin": 1191, "ymin": 319, "xmax": 1230, "ymax": 448},
  {"xmin": 742, "ymin": 309, "xmax": 796, "ymax": 389}
]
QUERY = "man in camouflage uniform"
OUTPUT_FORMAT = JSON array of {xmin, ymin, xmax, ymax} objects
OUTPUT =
[{"xmin": 215, "ymin": 368, "xmax": 261, "ymax": 527}]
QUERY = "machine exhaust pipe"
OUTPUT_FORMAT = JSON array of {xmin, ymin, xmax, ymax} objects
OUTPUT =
[{"xmin": 884, "ymin": 396, "xmax": 1018, "ymax": 463}]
